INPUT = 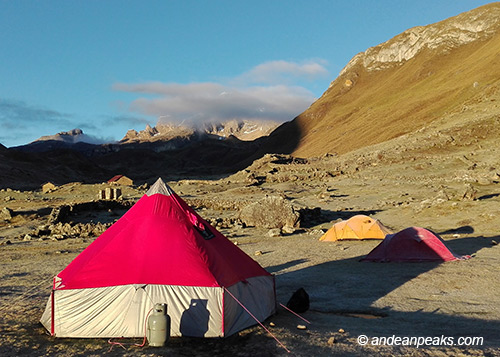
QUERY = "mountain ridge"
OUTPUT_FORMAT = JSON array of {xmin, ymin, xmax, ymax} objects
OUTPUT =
[
  {"xmin": 339, "ymin": 2, "xmax": 500, "ymax": 76},
  {"xmin": 2, "ymin": 3, "xmax": 500, "ymax": 189},
  {"xmin": 120, "ymin": 119, "xmax": 280, "ymax": 144},
  {"xmin": 268, "ymin": 2, "xmax": 500, "ymax": 157}
]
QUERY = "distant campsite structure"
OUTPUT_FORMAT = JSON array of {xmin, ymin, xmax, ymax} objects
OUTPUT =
[
  {"xmin": 42, "ymin": 182, "xmax": 57, "ymax": 193},
  {"xmin": 97, "ymin": 187, "xmax": 122, "ymax": 200},
  {"xmin": 107, "ymin": 175, "xmax": 133, "ymax": 186}
]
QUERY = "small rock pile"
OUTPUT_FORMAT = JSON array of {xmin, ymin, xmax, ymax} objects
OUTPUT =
[
  {"xmin": 22, "ymin": 222, "xmax": 112, "ymax": 241},
  {"xmin": 206, "ymin": 217, "xmax": 246, "ymax": 230}
]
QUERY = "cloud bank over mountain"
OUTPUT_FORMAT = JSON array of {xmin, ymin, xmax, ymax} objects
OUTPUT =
[
  {"xmin": 0, "ymin": 60, "xmax": 329, "ymax": 147},
  {"xmin": 113, "ymin": 60, "xmax": 329, "ymax": 126}
]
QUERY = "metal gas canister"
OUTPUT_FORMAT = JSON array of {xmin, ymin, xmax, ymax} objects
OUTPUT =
[{"xmin": 147, "ymin": 303, "xmax": 170, "ymax": 347}]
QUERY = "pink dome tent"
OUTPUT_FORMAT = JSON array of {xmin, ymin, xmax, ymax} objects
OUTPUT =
[{"xmin": 361, "ymin": 227, "xmax": 470, "ymax": 262}]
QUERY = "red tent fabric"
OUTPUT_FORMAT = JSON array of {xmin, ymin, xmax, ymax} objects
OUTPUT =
[
  {"xmin": 55, "ymin": 178, "xmax": 271, "ymax": 290},
  {"xmin": 361, "ymin": 227, "xmax": 470, "ymax": 262}
]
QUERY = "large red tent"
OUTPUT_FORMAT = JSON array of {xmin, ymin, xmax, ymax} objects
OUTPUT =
[{"xmin": 41, "ymin": 178, "xmax": 276, "ymax": 338}]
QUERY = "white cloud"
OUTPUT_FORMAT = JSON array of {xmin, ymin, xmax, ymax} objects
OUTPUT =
[
  {"xmin": 235, "ymin": 60, "xmax": 329, "ymax": 85},
  {"xmin": 113, "ymin": 59, "xmax": 329, "ymax": 125},
  {"xmin": 76, "ymin": 133, "xmax": 116, "ymax": 145}
]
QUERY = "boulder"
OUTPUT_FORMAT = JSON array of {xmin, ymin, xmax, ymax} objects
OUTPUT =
[
  {"xmin": 1, "ymin": 207, "xmax": 13, "ymax": 221},
  {"xmin": 239, "ymin": 195, "xmax": 300, "ymax": 229},
  {"xmin": 267, "ymin": 228, "xmax": 282, "ymax": 237}
]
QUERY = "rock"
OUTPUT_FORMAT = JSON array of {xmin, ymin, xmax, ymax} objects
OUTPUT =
[
  {"xmin": 267, "ymin": 228, "xmax": 282, "ymax": 237},
  {"xmin": 239, "ymin": 195, "xmax": 300, "ymax": 229},
  {"xmin": 1, "ymin": 207, "xmax": 13, "ymax": 221},
  {"xmin": 50, "ymin": 234, "xmax": 66, "ymax": 241},
  {"xmin": 436, "ymin": 189, "xmax": 449, "ymax": 201},
  {"xmin": 308, "ymin": 229, "xmax": 325, "ymax": 236},
  {"xmin": 327, "ymin": 336, "xmax": 336, "ymax": 345},
  {"xmin": 254, "ymin": 250, "xmax": 263, "ymax": 256},
  {"xmin": 23, "ymin": 234, "xmax": 33, "ymax": 241},
  {"xmin": 338, "ymin": 328, "xmax": 345, "ymax": 333},
  {"xmin": 233, "ymin": 221, "xmax": 245, "ymax": 230},
  {"xmin": 477, "ymin": 177, "xmax": 491, "ymax": 185},
  {"xmin": 281, "ymin": 225, "xmax": 296, "ymax": 234},
  {"xmin": 461, "ymin": 184, "xmax": 478, "ymax": 201},
  {"xmin": 297, "ymin": 325, "xmax": 307, "ymax": 330},
  {"xmin": 269, "ymin": 322, "xmax": 276, "ymax": 327}
]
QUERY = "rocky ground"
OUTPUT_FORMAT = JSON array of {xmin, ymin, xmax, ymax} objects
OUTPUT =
[{"xmin": 1, "ymin": 102, "xmax": 500, "ymax": 356}]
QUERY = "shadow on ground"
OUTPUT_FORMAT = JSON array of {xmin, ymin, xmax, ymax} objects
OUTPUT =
[{"xmin": 272, "ymin": 235, "xmax": 500, "ymax": 347}]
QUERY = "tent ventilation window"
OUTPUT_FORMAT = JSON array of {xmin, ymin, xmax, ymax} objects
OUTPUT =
[{"xmin": 195, "ymin": 223, "xmax": 215, "ymax": 240}]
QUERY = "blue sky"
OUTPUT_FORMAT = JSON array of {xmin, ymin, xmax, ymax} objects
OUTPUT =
[{"xmin": 0, "ymin": 1, "xmax": 495, "ymax": 147}]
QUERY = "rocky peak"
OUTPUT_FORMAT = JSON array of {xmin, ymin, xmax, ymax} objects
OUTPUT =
[
  {"xmin": 35, "ymin": 128, "xmax": 86, "ymax": 143},
  {"xmin": 201, "ymin": 119, "xmax": 280, "ymax": 141},
  {"xmin": 144, "ymin": 124, "xmax": 158, "ymax": 136},
  {"xmin": 123, "ymin": 129, "xmax": 139, "ymax": 140},
  {"xmin": 338, "ymin": 3, "xmax": 500, "ymax": 77},
  {"xmin": 120, "ymin": 119, "xmax": 279, "ymax": 143}
]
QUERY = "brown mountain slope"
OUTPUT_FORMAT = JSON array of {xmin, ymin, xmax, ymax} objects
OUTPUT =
[{"xmin": 270, "ymin": 3, "xmax": 500, "ymax": 158}]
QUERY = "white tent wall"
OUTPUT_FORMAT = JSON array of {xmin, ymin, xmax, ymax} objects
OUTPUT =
[
  {"xmin": 41, "ymin": 284, "xmax": 223, "ymax": 338},
  {"xmin": 40, "ymin": 276, "xmax": 276, "ymax": 339},
  {"xmin": 224, "ymin": 276, "xmax": 276, "ymax": 337}
]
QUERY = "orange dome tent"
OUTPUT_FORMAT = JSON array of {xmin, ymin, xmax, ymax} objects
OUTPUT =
[{"xmin": 319, "ymin": 215, "xmax": 391, "ymax": 242}]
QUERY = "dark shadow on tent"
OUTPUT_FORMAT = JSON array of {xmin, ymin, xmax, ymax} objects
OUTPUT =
[
  {"xmin": 180, "ymin": 299, "xmax": 210, "ymax": 337},
  {"xmin": 273, "ymin": 235, "xmax": 500, "ymax": 345}
]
